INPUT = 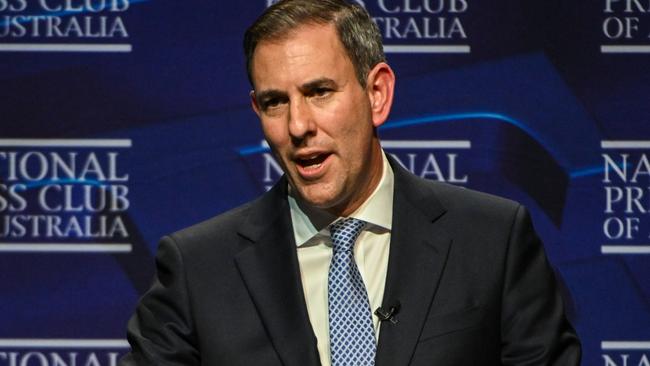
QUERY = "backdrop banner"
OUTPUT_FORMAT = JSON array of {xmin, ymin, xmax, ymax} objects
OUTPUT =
[{"xmin": 1, "ymin": 1, "xmax": 649, "ymax": 365}]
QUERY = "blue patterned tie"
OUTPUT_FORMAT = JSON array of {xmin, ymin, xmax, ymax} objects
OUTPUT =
[{"xmin": 328, "ymin": 218, "xmax": 376, "ymax": 366}]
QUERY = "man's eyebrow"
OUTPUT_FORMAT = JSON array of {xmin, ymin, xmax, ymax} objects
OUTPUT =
[
  {"xmin": 254, "ymin": 78, "xmax": 338, "ymax": 102},
  {"xmin": 300, "ymin": 78, "xmax": 338, "ymax": 91},
  {"xmin": 254, "ymin": 89, "xmax": 286, "ymax": 103}
]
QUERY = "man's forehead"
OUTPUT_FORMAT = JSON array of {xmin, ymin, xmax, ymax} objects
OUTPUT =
[
  {"xmin": 253, "ymin": 23, "xmax": 341, "ymax": 62},
  {"xmin": 257, "ymin": 21, "xmax": 334, "ymax": 47},
  {"xmin": 250, "ymin": 23, "xmax": 350, "ymax": 90}
]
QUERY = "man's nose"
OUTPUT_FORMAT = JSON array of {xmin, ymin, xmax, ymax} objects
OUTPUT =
[{"xmin": 288, "ymin": 98, "xmax": 316, "ymax": 141}]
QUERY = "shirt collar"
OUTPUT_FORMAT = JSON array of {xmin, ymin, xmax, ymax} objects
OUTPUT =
[{"xmin": 289, "ymin": 151, "xmax": 394, "ymax": 247}]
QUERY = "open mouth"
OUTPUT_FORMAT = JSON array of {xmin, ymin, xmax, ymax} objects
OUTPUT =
[{"xmin": 296, "ymin": 153, "xmax": 330, "ymax": 170}]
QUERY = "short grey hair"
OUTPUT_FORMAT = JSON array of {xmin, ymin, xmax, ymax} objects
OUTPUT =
[{"xmin": 243, "ymin": 0, "xmax": 386, "ymax": 88}]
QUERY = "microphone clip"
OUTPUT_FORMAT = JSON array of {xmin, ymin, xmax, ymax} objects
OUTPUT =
[{"xmin": 375, "ymin": 302, "xmax": 400, "ymax": 325}]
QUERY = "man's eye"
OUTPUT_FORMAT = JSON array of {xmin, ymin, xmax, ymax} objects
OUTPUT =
[
  {"xmin": 263, "ymin": 98, "xmax": 283, "ymax": 110},
  {"xmin": 312, "ymin": 88, "xmax": 332, "ymax": 98}
]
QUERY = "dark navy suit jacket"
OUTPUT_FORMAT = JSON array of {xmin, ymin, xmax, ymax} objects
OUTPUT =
[{"xmin": 120, "ymin": 159, "xmax": 581, "ymax": 365}]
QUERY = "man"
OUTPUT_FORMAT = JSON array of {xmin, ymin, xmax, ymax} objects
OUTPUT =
[{"xmin": 120, "ymin": 0, "xmax": 581, "ymax": 365}]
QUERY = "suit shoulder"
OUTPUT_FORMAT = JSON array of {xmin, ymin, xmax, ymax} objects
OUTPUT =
[
  {"xmin": 412, "ymin": 180, "xmax": 529, "ymax": 256},
  {"xmin": 435, "ymin": 181, "xmax": 518, "ymax": 210},
  {"xmin": 161, "ymin": 199, "xmax": 255, "ymax": 258},
  {"xmin": 158, "ymin": 179, "xmax": 288, "ymax": 262},
  {"xmin": 414, "ymin": 178, "xmax": 521, "ymax": 224}
]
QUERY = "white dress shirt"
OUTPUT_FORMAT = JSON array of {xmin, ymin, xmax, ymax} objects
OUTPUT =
[{"xmin": 289, "ymin": 152, "xmax": 394, "ymax": 366}]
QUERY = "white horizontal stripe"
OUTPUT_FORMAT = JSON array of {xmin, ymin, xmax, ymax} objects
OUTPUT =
[
  {"xmin": 0, "ymin": 43, "xmax": 132, "ymax": 52},
  {"xmin": 0, "ymin": 243, "xmax": 132, "ymax": 253},
  {"xmin": 381, "ymin": 140, "xmax": 471, "ymax": 149},
  {"xmin": 384, "ymin": 45, "xmax": 470, "ymax": 54},
  {"xmin": 260, "ymin": 140, "xmax": 471, "ymax": 149},
  {"xmin": 0, "ymin": 339, "xmax": 129, "ymax": 348},
  {"xmin": 601, "ymin": 140, "xmax": 650, "ymax": 149},
  {"xmin": 601, "ymin": 45, "xmax": 650, "ymax": 54},
  {"xmin": 0, "ymin": 139, "xmax": 131, "ymax": 148},
  {"xmin": 602, "ymin": 341, "xmax": 650, "ymax": 350},
  {"xmin": 601, "ymin": 245, "xmax": 650, "ymax": 254}
]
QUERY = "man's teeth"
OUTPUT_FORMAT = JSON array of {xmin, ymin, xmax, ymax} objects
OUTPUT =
[
  {"xmin": 298, "ymin": 154, "xmax": 326, "ymax": 169},
  {"xmin": 302, "ymin": 158, "xmax": 321, "ymax": 168}
]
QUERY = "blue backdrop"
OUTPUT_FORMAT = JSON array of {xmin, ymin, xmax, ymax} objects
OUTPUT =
[{"xmin": 1, "ymin": 1, "xmax": 649, "ymax": 365}]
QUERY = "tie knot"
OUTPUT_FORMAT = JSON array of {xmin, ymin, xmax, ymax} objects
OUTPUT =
[{"xmin": 329, "ymin": 218, "xmax": 366, "ymax": 252}]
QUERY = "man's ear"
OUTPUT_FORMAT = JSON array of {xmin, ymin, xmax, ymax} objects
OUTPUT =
[
  {"xmin": 366, "ymin": 62, "xmax": 395, "ymax": 128},
  {"xmin": 250, "ymin": 90, "xmax": 261, "ymax": 117}
]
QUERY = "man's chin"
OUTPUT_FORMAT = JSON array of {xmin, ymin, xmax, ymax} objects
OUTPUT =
[
  {"xmin": 297, "ymin": 195, "xmax": 337, "ymax": 211},
  {"xmin": 293, "ymin": 186, "xmax": 341, "ymax": 211}
]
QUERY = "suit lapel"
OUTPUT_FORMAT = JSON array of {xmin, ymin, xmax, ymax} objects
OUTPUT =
[
  {"xmin": 232, "ymin": 161, "xmax": 452, "ymax": 366},
  {"xmin": 375, "ymin": 160, "xmax": 452, "ymax": 366},
  {"xmin": 234, "ymin": 179, "xmax": 321, "ymax": 366}
]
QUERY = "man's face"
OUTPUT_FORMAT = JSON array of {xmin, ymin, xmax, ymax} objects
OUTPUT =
[{"xmin": 250, "ymin": 23, "xmax": 385, "ymax": 216}]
